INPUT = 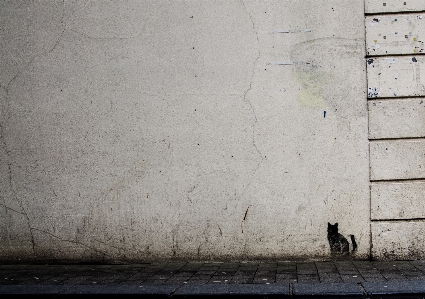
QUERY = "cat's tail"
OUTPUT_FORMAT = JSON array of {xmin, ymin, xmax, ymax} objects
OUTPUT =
[{"xmin": 350, "ymin": 235, "xmax": 357, "ymax": 253}]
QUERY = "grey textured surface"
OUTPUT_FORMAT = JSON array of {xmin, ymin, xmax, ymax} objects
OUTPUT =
[
  {"xmin": 63, "ymin": 284, "xmax": 178, "ymax": 295},
  {"xmin": 0, "ymin": 284, "xmax": 69, "ymax": 294},
  {"xmin": 293, "ymin": 282, "xmax": 363, "ymax": 296},
  {"xmin": 362, "ymin": 280, "xmax": 425, "ymax": 295},
  {"xmin": 173, "ymin": 284, "xmax": 289, "ymax": 296}
]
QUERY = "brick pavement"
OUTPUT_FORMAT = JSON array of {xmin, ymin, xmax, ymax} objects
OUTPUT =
[{"xmin": 1, "ymin": 260, "xmax": 425, "ymax": 286}]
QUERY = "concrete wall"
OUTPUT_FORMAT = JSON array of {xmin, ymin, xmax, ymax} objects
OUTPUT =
[{"xmin": 0, "ymin": 0, "xmax": 369, "ymax": 262}]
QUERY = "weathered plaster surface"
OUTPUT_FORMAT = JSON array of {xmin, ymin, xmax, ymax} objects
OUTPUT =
[
  {"xmin": 370, "ymin": 140, "xmax": 425, "ymax": 181},
  {"xmin": 368, "ymin": 99, "xmax": 425, "ymax": 139},
  {"xmin": 366, "ymin": 14, "xmax": 425, "ymax": 56},
  {"xmin": 365, "ymin": 0, "xmax": 425, "ymax": 14},
  {"xmin": 0, "ymin": 0, "xmax": 369, "ymax": 261},
  {"xmin": 372, "ymin": 221, "xmax": 425, "ymax": 260},
  {"xmin": 371, "ymin": 181, "xmax": 425, "ymax": 220}
]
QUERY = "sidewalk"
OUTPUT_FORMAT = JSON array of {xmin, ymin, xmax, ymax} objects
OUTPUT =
[{"xmin": 1, "ymin": 260, "xmax": 425, "ymax": 297}]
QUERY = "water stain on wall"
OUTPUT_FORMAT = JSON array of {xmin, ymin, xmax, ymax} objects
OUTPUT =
[{"xmin": 293, "ymin": 70, "xmax": 333, "ymax": 108}]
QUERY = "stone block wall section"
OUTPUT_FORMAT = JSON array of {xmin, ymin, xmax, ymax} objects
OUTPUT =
[{"xmin": 365, "ymin": 0, "xmax": 425, "ymax": 259}]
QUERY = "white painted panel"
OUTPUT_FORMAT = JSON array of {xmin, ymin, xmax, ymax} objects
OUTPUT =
[
  {"xmin": 366, "ymin": 14, "xmax": 425, "ymax": 56},
  {"xmin": 372, "ymin": 221, "xmax": 425, "ymax": 260},
  {"xmin": 371, "ymin": 181, "xmax": 425, "ymax": 219},
  {"xmin": 367, "ymin": 56, "xmax": 425, "ymax": 98},
  {"xmin": 366, "ymin": 0, "xmax": 425, "ymax": 14},
  {"xmin": 368, "ymin": 98, "xmax": 425, "ymax": 139},
  {"xmin": 370, "ymin": 139, "xmax": 425, "ymax": 180}
]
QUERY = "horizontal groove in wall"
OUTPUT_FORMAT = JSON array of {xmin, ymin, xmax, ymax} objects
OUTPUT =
[
  {"xmin": 371, "ymin": 218, "xmax": 425, "ymax": 222},
  {"xmin": 368, "ymin": 95, "xmax": 425, "ymax": 100},
  {"xmin": 370, "ymin": 178, "xmax": 425, "ymax": 183},
  {"xmin": 365, "ymin": 10, "xmax": 425, "ymax": 16},
  {"xmin": 369, "ymin": 137, "xmax": 425, "ymax": 141},
  {"xmin": 366, "ymin": 53, "xmax": 425, "ymax": 59},
  {"xmin": 368, "ymin": 96, "xmax": 425, "ymax": 101}
]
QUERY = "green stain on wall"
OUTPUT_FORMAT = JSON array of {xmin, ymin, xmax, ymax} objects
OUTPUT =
[{"xmin": 294, "ymin": 70, "xmax": 333, "ymax": 108}]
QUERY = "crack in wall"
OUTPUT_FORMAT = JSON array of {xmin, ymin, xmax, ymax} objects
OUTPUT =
[
  {"xmin": 69, "ymin": 29, "xmax": 145, "ymax": 41},
  {"xmin": 2, "ymin": 116, "xmax": 36, "ymax": 257},
  {"xmin": 90, "ymin": 237, "xmax": 126, "ymax": 253},
  {"xmin": 0, "ymin": 1, "xmax": 68, "ymax": 260},
  {"xmin": 0, "ymin": 203, "xmax": 25, "ymax": 216},
  {"xmin": 240, "ymin": 0, "xmax": 264, "ymax": 164},
  {"xmin": 4, "ymin": 0, "xmax": 66, "ymax": 95},
  {"xmin": 31, "ymin": 227, "xmax": 109, "ymax": 259}
]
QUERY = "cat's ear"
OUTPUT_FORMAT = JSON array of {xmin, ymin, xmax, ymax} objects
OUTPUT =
[
  {"xmin": 335, "ymin": 223, "xmax": 338, "ymax": 227},
  {"xmin": 328, "ymin": 222, "xmax": 331, "ymax": 227}
]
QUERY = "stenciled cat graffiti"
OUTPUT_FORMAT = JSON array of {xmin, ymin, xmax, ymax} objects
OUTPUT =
[{"xmin": 327, "ymin": 222, "xmax": 357, "ymax": 256}]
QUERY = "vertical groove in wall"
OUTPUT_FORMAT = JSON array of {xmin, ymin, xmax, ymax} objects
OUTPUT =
[{"xmin": 364, "ymin": 2, "xmax": 372, "ymax": 260}]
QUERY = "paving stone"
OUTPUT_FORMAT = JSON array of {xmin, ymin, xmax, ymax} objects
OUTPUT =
[
  {"xmin": 190, "ymin": 275, "xmax": 213, "ymax": 280},
  {"xmin": 298, "ymin": 274, "xmax": 320, "ymax": 283},
  {"xmin": 143, "ymin": 280, "xmax": 166, "ymax": 285},
  {"xmin": 150, "ymin": 274, "xmax": 174, "ymax": 281},
  {"xmin": 165, "ymin": 277, "xmax": 191, "ymax": 284},
  {"xmin": 315, "ymin": 261, "xmax": 336, "ymax": 268},
  {"xmin": 39, "ymin": 276, "xmax": 71, "ymax": 285},
  {"xmin": 253, "ymin": 276, "xmax": 275, "ymax": 284},
  {"xmin": 196, "ymin": 270, "xmax": 216, "ymax": 275},
  {"xmin": 258, "ymin": 263, "xmax": 278, "ymax": 270},
  {"xmin": 277, "ymin": 269, "xmax": 296, "ymax": 274},
  {"xmin": 0, "ymin": 284, "xmax": 70, "ymax": 295},
  {"xmin": 353, "ymin": 261, "xmax": 375, "ymax": 270},
  {"xmin": 297, "ymin": 263, "xmax": 318, "ymax": 275},
  {"xmin": 220, "ymin": 263, "xmax": 240, "ymax": 268},
  {"xmin": 185, "ymin": 279, "xmax": 209, "ymax": 284},
  {"xmin": 392, "ymin": 261, "xmax": 417, "ymax": 270},
  {"xmin": 62, "ymin": 275, "xmax": 92, "ymax": 285},
  {"xmin": 231, "ymin": 277, "xmax": 254, "ymax": 284},
  {"xmin": 217, "ymin": 271, "xmax": 236, "ymax": 276},
  {"xmin": 276, "ymin": 273, "xmax": 297, "ymax": 280},
  {"xmin": 340, "ymin": 274, "xmax": 365, "ymax": 283},
  {"xmin": 411, "ymin": 260, "xmax": 425, "ymax": 269},
  {"xmin": 210, "ymin": 275, "xmax": 234, "ymax": 280},
  {"xmin": 362, "ymin": 280, "xmax": 425, "ymax": 296},
  {"xmin": 318, "ymin": 273, "xmax": 343, "ymax": 283},
  {"xmin": 208, "ymin": 280, "xmax": 225, "ymax": 284},
  {"xmin": 236, "ymin": 270, "xmax": 256, "ymax": 275},
  {"xmin": 164, "ymin": 262, "xmax": 186, "ymax": 270},
  {"xmin": 293, "ymin": 282, "xmax": 363, "ymax": 298},
  {"xmin": 357, "ymin": 269, "xmax": 381, "ymax": 276},
  {"xmin": 371, "ymin": 262, "xmax": 397, "ymax": 270},
  {"xmin": 361, "ymin": 274, "xmax": 387, "ymax": 282},
  {"xmin": 317, "ymin": 268, "xmax": 339, "ymax": 274},
  {"xmin": 181, "ymin": 263, "xmax": 204, "ymax": 270},
  {"xmin": 173, "ymin": 283, "xmax": 289, "ymax": 297},
  {"xmin": 278, "ymin": 262, "xmax": 296, "ymax": 267},
  {"xmin": 2, "ymin": 278, "xmax": 38, "ymax": 285},
  {"xmin": 172, "ymin": 272, "xmax": 194, "ymax": 278},
  {"xmin": 380, "ymin": 272, "xmax": 407, "ymax": 281},
  {"xmin": 63, "ymin": 284, "xmax": 178, "ymax": 296}
]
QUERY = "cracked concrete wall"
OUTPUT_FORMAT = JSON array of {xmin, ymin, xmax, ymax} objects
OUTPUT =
[{"xmin": 0, "ymin": 0, "xmax": 369, "ymax": 261}]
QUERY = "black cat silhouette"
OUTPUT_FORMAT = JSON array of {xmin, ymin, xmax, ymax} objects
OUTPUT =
[{"xmin": 327, "ymin": 222, "xmax": 357, "ymax": 255}]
